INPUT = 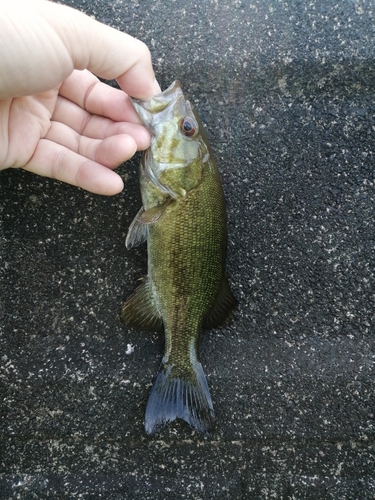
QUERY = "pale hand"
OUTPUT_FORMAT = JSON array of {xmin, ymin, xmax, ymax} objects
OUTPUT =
[{"xmin": 0, "ymin": 0, "xmax": 161, "ymax": 195}]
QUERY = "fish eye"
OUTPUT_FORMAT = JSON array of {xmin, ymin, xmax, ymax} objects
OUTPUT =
[{"xmin": 180, "ymin": 117, "xmax": 197, "ymax": 137}]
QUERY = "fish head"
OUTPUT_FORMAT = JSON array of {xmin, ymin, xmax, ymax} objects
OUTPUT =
[{"xmin": 131, "ymin": 81, "xmax": 210, "ymax": 199}]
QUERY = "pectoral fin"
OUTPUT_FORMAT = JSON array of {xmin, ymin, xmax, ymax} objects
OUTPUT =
[
  {"xmin": 122, "ymin": 277, "xmax": 163, "ymax": 332},
  {"xmin": 138, "ymin": 198, "xmax": 172, "ymax": 224},
  {"xmin": 202, "ymin": 275, "xmax": 238, "ymax": 330},
  {"xmin": 126, "ymin": 199, "xmax": 172, "ymax": 249},
  {"xmin": 125, "ymin": 207, "xmax": 149, "ymax": 249}
]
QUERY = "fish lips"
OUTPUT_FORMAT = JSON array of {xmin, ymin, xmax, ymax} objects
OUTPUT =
[{"xmin": 131, "ymin": 80, "xmax": 188, "ymax": 132}]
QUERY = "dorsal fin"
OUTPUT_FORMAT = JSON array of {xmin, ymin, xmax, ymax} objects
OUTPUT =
[{"xmin": 202, "ymin": 275, "xmax": 238, "ymax": 330}]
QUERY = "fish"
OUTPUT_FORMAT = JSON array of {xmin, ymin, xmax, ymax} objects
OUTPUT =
[{"xmin": 122, "ymin": 80, "xmax": 237, "ymax": 436}]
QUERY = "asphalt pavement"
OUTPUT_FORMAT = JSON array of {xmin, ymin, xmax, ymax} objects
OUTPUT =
[{"xmin": 1, "ymin": 0, "xmax": 375, "ymax": 498}]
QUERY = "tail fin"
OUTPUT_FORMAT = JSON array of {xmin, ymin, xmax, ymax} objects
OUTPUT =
[{"xmin": 145, "ymin": 361, "xmax": 215, "ymax": 436}]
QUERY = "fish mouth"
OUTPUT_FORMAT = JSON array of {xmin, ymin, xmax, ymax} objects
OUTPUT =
[
  {"xmin": 131, "ymin": 81, "xmax": 184, "ymax": 129},
  {"xmin": 133, "ymin": 80, "xmax": 182, "ymax": 111},
  {"xmin": 152, "ymin": 80, "xmax": 183, "ymax": 100}
]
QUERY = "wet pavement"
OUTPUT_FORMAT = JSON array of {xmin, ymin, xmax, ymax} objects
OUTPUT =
[{"xmin": 1, "ymin": 0, "xmax": 375, "ymax": 498}]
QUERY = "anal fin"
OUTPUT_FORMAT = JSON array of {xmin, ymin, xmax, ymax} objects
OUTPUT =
[
  {"xmin": 122, "ymin": 278, "xmax": 163, "ymax": 332},
  {"xmin": 203, "ymin": 275, "xmax": 238, "ymax": 330}
]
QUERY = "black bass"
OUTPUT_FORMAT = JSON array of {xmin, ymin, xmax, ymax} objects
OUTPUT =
[{"xmin": 122, "ymin": 80, "xmax": 237, "ymax": 435}]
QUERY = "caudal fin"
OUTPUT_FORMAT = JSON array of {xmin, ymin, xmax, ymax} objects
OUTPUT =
[{"xmin": 145, "ymin": 361, "xmax": 215, "ymax": 436}]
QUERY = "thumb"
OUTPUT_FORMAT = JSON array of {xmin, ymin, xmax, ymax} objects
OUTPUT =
[
  {"xmin": 42, "ymin": 0, "xmax": 161, "ymax": 99},
  {"xmin": 0, "ymin": 0, "xmax": 160, "ymax": 100}
]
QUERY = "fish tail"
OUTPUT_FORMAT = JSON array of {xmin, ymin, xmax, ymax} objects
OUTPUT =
[{"xmin": 145, "ymin": 360, "xmax": 215, "ymax": 436}]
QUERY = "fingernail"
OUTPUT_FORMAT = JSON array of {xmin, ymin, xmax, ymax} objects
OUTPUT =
[{"xmin": 153, "ymin": 78, "xmax": 162, "ymax": 95}]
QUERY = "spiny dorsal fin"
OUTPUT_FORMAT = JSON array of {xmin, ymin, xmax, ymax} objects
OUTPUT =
[
  {"xmin": 202, "ymin": 275, "xmax": 238, "ymax": 330},
  {"xmin": 122, "ymin": 278, "xmax": 163, "ymax": 332}
]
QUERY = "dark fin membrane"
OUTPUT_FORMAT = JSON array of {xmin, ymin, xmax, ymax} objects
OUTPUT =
[
  {"xmin": 145, "ymin": 361, "xmax": 215, "ymax": 436},
  {"xmin": 122, "ymin": 278, "xmax": 163, "ymax": 332},
  {"xmin": 202, "ymin": 275, "xmax": 238, "ymax": 330}
]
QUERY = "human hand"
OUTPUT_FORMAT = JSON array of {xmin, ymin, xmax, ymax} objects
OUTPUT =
[{"xmin": 0, "ymin": 0, "xmax": 161, "ymax": 195}]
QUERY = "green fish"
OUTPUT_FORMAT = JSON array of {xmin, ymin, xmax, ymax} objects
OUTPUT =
[{"xmin": 122, "ymin": 80, "xmax": 237, "ymax": 436}]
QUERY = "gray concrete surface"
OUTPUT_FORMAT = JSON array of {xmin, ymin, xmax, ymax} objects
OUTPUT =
[{"xmin": 1, "ymin": 0, "xmax": 375, "ymax": 498}]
